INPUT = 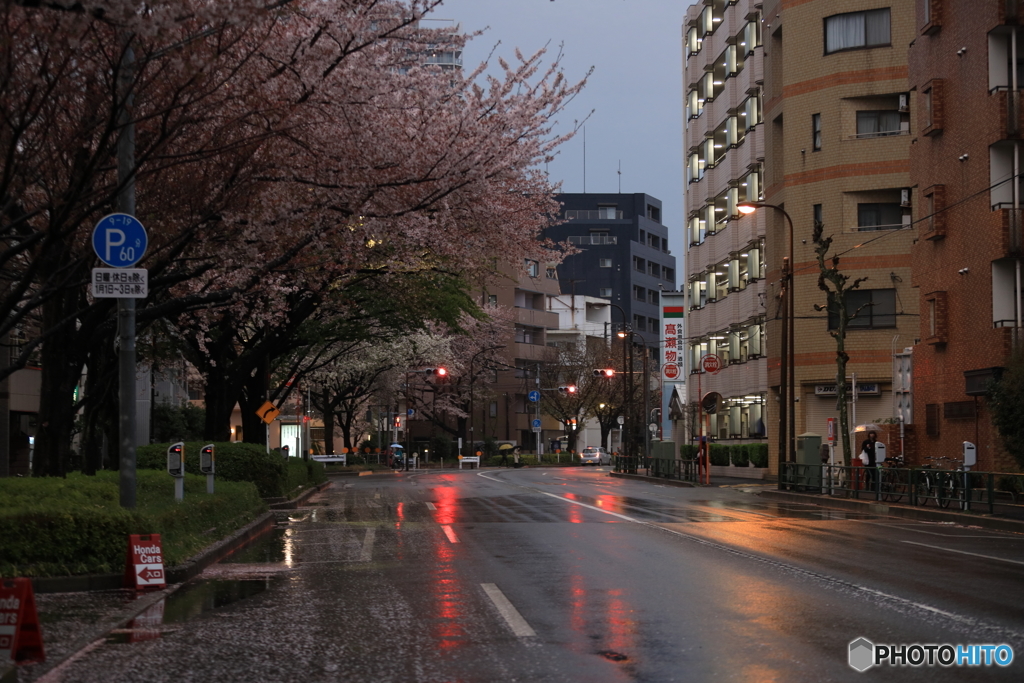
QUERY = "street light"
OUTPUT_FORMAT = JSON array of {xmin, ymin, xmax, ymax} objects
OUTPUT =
[{"xmin": 738, "ymin": 202, "xmax": 796, "ymax": 477}]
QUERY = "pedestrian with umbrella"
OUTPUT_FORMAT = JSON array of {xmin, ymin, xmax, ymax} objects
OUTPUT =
[{"xmin": 498, "ymin": 443, "xmax": 513, "ymax": 468}]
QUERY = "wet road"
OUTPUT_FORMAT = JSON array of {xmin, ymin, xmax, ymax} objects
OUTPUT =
[{"xmin": 47, "ymin": 468, "xmax": 1024, "ymax": 682}]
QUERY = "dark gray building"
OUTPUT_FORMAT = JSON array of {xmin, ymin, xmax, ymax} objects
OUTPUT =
[{"xmin": 547, "ymin": 193, "xmax": 677, "ymax": 348}]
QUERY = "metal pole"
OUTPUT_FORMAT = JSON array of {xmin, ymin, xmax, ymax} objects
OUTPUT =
[
  {"xmin": 117, "ymin": 39, "xmax": 137, "ymax": 509},
  {"xmin": 642, "ymin": 347, "xmax": 650, "ymax": 460},
  {"xmin": 778, "ymin": 258, "xmax": 789, "ymax": 476},
  {"xmin": 535, "ymin": 363, "xmax": 541, "ymax": 461}
]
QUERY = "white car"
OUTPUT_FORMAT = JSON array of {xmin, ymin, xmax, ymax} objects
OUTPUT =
[{"xmin": 579, "ymin": 446, "xmax": 610, "ymax": 466}]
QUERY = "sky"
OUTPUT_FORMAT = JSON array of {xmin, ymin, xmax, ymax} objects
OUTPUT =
[{"xmin": 429, "ymin": 0, "xmax": 692, "ymax": 254}]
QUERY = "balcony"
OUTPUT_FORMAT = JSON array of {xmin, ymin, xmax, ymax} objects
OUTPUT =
[
  {"xmin": 567, "ymin": 235, "xmax": 618, "ymax": 246},
  {"xmin": 515, "ymin": 308, "xmax": 558, "ymax": 328},
  {"xmin": 564, "ymin": 209, "xmax": 623, "ymax": 220}
]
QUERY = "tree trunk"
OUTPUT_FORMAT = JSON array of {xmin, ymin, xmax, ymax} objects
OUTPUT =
[
  {"xmin": 239, "ymin": 368, "xmax": 270, "ymax": 446},
  {"xmin": 34, "ymin": 289, "xmax": 85, "ymax": 477},
  {"xmin": 835, "ymin": 325, "xmax": 852, "ymax": 466},
  {"xmin": 203, "ymin": 372, "xmax": 239, "ymax": 443}
]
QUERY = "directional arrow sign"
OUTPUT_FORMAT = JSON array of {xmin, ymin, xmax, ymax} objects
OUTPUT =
[
  {"xmin": 257, "ymin": 401, "xmax": 280, "ymax": 424},
  {"xmin": 136, "ymin": 566, "xmax": 164, "ymax": 583},
  {"xmin": 528, "ymin": 390, "xmax": 540, "ymax": 402}
]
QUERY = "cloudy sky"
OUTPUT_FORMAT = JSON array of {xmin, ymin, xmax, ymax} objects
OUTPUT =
[{"xmin": 430, "ymin": 0, "xmax": 692, "ymax": 251}]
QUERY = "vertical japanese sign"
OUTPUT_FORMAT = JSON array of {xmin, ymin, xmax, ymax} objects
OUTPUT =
[{"xmin": 661, "ymin": 306, "xmax": 684, "ymax": 380}]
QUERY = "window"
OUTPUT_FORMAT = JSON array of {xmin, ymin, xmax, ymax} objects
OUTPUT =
[
  {"xmin": 489, "ymin": 401, "xmax": 498, "ymax": 418},
  {"xmin": 487, "ymin": 294, "xmax": 498, "ymax": 305},
  {"xmin": 828, "ymin": 289, "xmax": 897, "ymax": 329},
  {"xmin": 926, "ymin": 403, "xmax": 940, "ymax": 437},
  {"xmin": 812, "ymin": 113, "xmax": 822, "ymax": 150},
  {"xmin": 664, "ymin": 267, "xmax": 675, "ymax": 282},
  {"xmin": 634, "ymin": 256, "xmax": 645, "ymax": 272},
  {"xmin": 599, "ymin": 287, "xmax": 613, "ymax": 298},
  {"xmin": 546, "ymin": 267, "xmax": 557, "ymax": 279},
  {"xmin": 923, "ymin": 80, "xmax": 943, "ymax": 134},
  {"xmin": 634, "ymin": 285, "xmax": 646, "ymax": 301},
  {"xmin": 649, "ymin": 290, "xmax": 659, "ymax": 305},
  {"xmin": 813, "ymin": 203, "xmax": 823, "ymax": 229},
  {"xmin": 525, "ymin": 259, "xmax": 539, "ymax": 277},
  {"xmin": 599, "ymin": 258, "xmax": 613, "ymax": 268},
  {"xmin": 649, "ymin": 261, "xmax": 660, "ymax": 277},
  {"xmin": 856, "ymin": 110, "xmax": 902, "ymax": 137},
  {"xmin": 825, "ymin": 9, "xmax": 891, "ymax": 54},
  {"xmin": 647, "ymin": 204, "xmax": 661, "ymax": 223},
  {"xmin": 925, "ymin": 291, "xmax": 947, "ymax": 343},
  {"xmin": 597, "ymin": 205, "xmax": 618, "ymax": 219},
  {"xmin": 923, "ymin": 185, "xmax": 946, "ymax": 238},
  {"xmin": 857, "ymin": 203, "xmax": 903, "ymax": 230},
  {"xmin": 650, "ymin": 234, "xmax": 660, "ymax": 250},
  {"xmin": 633, "ymin": 315, "xmax": 647, "ymax": 332}
]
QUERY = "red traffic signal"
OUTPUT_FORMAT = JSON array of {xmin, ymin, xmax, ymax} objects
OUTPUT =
[
  {"xmin": 593, "ymin": 368, "xmax": 615, "ymax": 378},
  {"xmin": 424, "ymin": 367, "xmax": 448, "ymax": 377},
  {"xmin": 557, "ymin": 385, "xmax": 578, "ymax": 394}
]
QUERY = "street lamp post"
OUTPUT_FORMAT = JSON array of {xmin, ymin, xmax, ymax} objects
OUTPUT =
[
  {"xmin": 597, "ymin": 303, "xmax": 631, "ymax": 458},
  {"xmin": 738, "ymin": 202, "xmax": 796, "ymax": 478}
]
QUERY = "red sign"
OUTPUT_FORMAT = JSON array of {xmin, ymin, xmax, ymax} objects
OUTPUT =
[
  {"xmin": 701, "ymin": 354, "xmax": 722, "ymax": 374},
  {"xmin": 0, "ymin": 578, "xmax": 45, "ymax": 665},
  {"xmin": 663, "ymin": 363, "xmax": 680, "ymax": 380},
  {"xmin": 827, "ymin": 417, "xmax": 836, "ymax": 444},
  {"xmin": 125, "ymin": 534, "xmax": 166, "ymax": 590}
]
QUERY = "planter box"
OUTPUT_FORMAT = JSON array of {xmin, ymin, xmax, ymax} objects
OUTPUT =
[{"xmin": 710, "ymin": 464, "xmax": 767, "ymax": 480}]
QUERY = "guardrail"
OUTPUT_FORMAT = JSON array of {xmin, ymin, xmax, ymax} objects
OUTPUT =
[{"xmin": 779, "ymin": 463, "xmax": 1024, "ymax": 516}]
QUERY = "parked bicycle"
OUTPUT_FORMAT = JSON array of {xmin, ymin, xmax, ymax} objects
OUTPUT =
[{"xmin": 879, "ymin": 455, "xmax": 907, "ymax": 503}]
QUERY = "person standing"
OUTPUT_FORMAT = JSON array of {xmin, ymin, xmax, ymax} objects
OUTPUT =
[{"xmin": 861, "ymin": 430, "xmax": 878, "ymax": 489}]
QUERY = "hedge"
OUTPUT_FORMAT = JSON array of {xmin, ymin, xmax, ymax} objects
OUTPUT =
[
  {"xmin": 0, "ymin": 470, "xmax": 264, "ymax": 578},
  {"xmin": 680, "ymin": 442, "xmax": 768, "ymax": 467},
  {"xmin": 138, "ymin": 442, "xmax": 290, "ymax": 498}
]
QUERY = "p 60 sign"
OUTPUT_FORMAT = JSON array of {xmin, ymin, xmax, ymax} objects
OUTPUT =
[{"xmin": 92, "ymin": 214, "xmax": 147, "ymax": 268}]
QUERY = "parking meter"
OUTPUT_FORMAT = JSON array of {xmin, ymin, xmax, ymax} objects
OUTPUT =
[
  {"xmin": 963, "ymin": 442, "xmax": 976, "ymax": 469},
  {"xmin": 875, "ymin": 442, "xmax": 887, "ymax": 463},
  {"xmin": 200, "ymin": 444, "xmax": 215, "ymax": 494},
  {"xmin": 167, "ymin": 442, "xmax": 184, "ymax": 502},
  {"xmin": 281, "ymin": 444, "xmax": 290, "ymax": 458}
]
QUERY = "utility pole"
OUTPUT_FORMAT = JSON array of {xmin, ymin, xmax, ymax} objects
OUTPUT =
[{"xmin": 117, "ymin": 38, "xmax": 138, "ymax": 509}]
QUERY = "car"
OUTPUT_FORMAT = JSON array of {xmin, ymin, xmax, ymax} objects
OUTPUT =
[{"xmin": 579, "ymin": 446, "xmax": 610, "ymax": 466}]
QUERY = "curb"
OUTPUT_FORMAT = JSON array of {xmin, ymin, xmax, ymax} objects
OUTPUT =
[
  {"xmin": 268, "ymin": 480, "xmax": 332, "ymax": 510},
  {"xmin": 609, "ymin": 471, "xmax": 697, "ymax": 488},
  {"xmin": 759, "ymin": 488, "xmax": 1024, "ymax": 534}
]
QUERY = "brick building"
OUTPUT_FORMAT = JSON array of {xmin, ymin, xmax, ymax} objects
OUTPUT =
[
  {"xmin": 908, "ymin": 0, "xmax": 1024, "ymax": 471},
  {"xmin": 760, "ymin": 0, "xmax": 919, "ymax": 471}
]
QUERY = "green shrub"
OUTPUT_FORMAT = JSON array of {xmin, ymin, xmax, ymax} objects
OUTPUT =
[
  {"xmin": 749, "ymin": 443, "xmax": 769, "ymax": 468},
  {"xmin": 0, "ymin": 470, "xmax": 264, "ymax": 578},
  {"xmin": 709, "ymin": 444, "xmax": 730, "ymax": 466},
  {"xmin": 731, "ymin": 445, "xmax": 750, "ymax": 467},
  {"xmin": 679, "ymin": 444, "xmax": 700, "ymax": 460},
  {"xmin": 284, "ymin": 458, "xmax": 327, "ymax": 496},
  {"xmin": 137, "ymin": 442, "xmax": 286, "ymax": 498}
]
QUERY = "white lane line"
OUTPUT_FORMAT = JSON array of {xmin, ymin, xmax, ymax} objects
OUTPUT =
[
  {"xmin": 481, "ymin": 583, "xmax": 536, "ymax": 637},
  {"xmin": 425, "ymin": 502, "xmax": 437, "ymax": 511},
  {"xmin": 442, "ymin": 525, "xmax": 459, "ymax": 543},
  {"xmin": 528, "ymin": 489, "xmax": 1024, "ymax": 642},
  {"xmin": 901, "ymin": 540, "xmax": 1024, "ymax": 566},
  {"xmin": 360, "ymin": 528, "xmax": 376, "ymax": 562}
]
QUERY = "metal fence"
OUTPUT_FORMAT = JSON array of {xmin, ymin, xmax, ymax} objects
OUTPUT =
[
  {"xmin": 613, "ymin": 456, "xmax": 700, "ymax": 484},
  {"xmin": 779, "ymin": 463, "xmax": 1024, "ymax": 517}
]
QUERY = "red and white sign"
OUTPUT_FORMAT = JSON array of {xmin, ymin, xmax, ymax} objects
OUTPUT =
[
  {"xmin": 127, "ymin": 599, "xmax": 166, "ymax": 642},
  {"xmin": 701, "ymin": 354, "xmax": 722, "ymax": 374},
  {"xmin": 662, "ymin": 322, "xmax": 680, "ymax": 380},
  {"xmin": 827, "ymin": 417, "xmax": 836, "ymax": 444},
  {"xmin": 125, "ymin": 534, "xmax": 166, "ymax": 590},
  {"xmin": 0, "ymin": 578, "xmax": 45, "ymax": 665}
]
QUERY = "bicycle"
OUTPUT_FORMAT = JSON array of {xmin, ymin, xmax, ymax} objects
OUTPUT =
[
  {"xmin": 925, "ymin": 456, "xmax": 965, "ymax": 509},
  {"xmin": 879, "ymin": 456, "xmax": 907, "ymax": 503}
]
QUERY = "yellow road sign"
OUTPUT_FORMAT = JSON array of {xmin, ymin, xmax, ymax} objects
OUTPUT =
[{"xmin": 257, "ymin": 401, "xmax": 280, "ymax": 424}]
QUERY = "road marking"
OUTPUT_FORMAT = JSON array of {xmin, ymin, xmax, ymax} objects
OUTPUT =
[
  {"xmin": 481, "ymin": 583, "xmax": 536, "ymax": 637},
  {"xmin": 515, "ymin": 484, "xmax": 1024, "ymax": 643},
  {"xmin": 425, "ymin": 502, "xmax": 437, "ymax": 511},
  {"xmin": 901, "ymin": 540, "xmax": 1024, "ymax": 566},
  {"xmin": 359, "ymin": 528, "xmax": 376, "ymax": 562},
  {"xmin": 442, "ymin": 525, "xmax": 459, "ymax": 543},
  {"xmin": 374, "ymin": 492, "xmax": 381, "ymax": 499}
]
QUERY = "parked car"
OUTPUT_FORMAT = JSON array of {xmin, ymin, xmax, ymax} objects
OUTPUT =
[{"xmin": 579, "ymin": 446, "xmax": 610, "ymax": 466}]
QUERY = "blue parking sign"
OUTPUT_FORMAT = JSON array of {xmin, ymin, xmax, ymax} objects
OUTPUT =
[{"xmin": 92, "ymin": 214, "xmax": 147, "ymax": 268}]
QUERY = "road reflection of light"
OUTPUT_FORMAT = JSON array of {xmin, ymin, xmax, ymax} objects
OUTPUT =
[
  {"xmin": 434, "ymin": 486, "xmax": 458, "ymax": 525},
  {"xmin": 428, "ymin": 518, "xmax": 468, "ymax": 651},
  {"xmin": 283, "ymin": 528, "xmax": 296, "ymax": 568}
]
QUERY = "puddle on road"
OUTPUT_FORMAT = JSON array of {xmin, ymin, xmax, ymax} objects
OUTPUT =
[
  {"xmin": 221, "ymin": 527, "xmax": 289, "ymax": 564},
  {"xmin": 107, "ymin": 578, "xmax": 278, "ymax": 644}
]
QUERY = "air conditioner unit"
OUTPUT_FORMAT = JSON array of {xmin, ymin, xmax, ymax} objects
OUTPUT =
[
  {"xmin": 898, "ymin": 92, "xmax": 909, "ymax": 112},
  {"xmin": 901, "ymin": 188, "xmax": 912, "ymax": 207}
]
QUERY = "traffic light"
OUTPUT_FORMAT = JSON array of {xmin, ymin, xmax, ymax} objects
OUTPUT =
[
  {"xmin": 593, "ymin": 368, "xmax": 615, "ymax": 378},
  {"xmin": 424, "ymin": 367, "xmax": 448, "ymax": 377},
  {"xmin": 557, "ymin": 385, "xmax": 578, "ymax": 395}
]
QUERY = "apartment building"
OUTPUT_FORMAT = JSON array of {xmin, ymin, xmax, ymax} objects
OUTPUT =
[
  {"xmin": 546, "ymin": 193, "xmax": 677, "ymax": 350},
  {"xmin": 760, "ymin": 0, "xmax": 919, "ymax": 470},
  {"xmin": 908, "ymin": 0, "xmax": 1023, "ymax": 471},
  {"xmin": 683, "ymin": 0, "xmax": 769, "ymax": 447}
]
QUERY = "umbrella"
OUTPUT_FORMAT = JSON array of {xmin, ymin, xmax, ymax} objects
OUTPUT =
[{"xmin": 498, "ymin": 443, "xmax": 514, "ymax": 451}]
